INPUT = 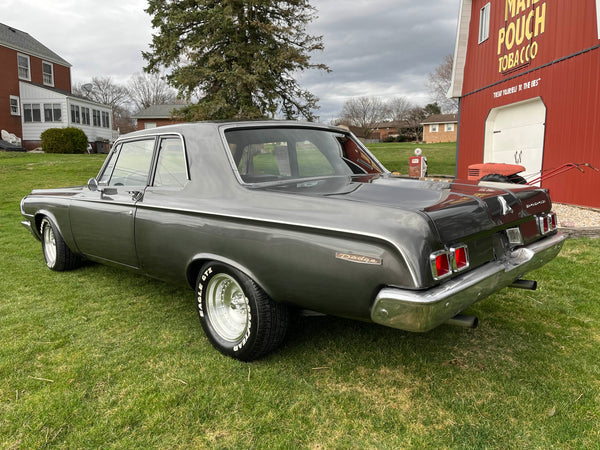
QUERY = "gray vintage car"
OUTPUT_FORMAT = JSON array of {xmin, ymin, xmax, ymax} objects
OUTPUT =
[{"xmin": 21, "ymin": 121, "xmax": 566, "ymax": 360}]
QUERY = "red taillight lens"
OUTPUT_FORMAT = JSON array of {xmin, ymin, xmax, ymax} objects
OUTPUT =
[
  {"xmin": 431, "ymin": 245, "xmax": 470, "ymax": 280},
  {"xmin": 543, "ymin": 217, "xmax": 550, "ymax": 233},
  {"xmin": 430, "ymin": 251, "xmax": 451, "ymax": 280},
  {"xmin": 537, "ymin": 212, "xmax": 558, "ymax": 235},
  {"xmin": 437, "ymin": 255, "xmax": 449, "ymax": 275},
  {"xmin": 451, "ymin": 245, "xmax": 469, "ymax": 272}
]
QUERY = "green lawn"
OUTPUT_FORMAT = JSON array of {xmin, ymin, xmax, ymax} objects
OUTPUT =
[
  {"xmin": 367, "ymin": 141, "xmax": 457, "ymax": 176},
  {"xmin": 1, "ymin": 151, "xmax": 599, "ymax": 448}
]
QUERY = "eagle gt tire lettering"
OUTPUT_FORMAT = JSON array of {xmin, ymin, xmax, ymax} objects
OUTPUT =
[{"xmin": 196, "ymin": 262, "xmax": 290, "ymax": 361}]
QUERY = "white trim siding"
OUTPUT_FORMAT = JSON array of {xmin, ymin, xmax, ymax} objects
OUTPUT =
[
  {"xmin": 19, "ymin": 81, "xmax": 112, "ymax": 143},
  {"xmin": 597, "ymin": 0, "xmax": 600, "ymax": 39},
  {"xmin": 448, "ymin": 0, "xmax": 472, "ymax": 99}
]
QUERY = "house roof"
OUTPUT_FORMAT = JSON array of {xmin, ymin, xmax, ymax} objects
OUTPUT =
[
  {"xmin": 132, "ymin": 104, "xmax": 186, "ymax": 119},
  {"xmin": 420, "ymin": 114, "xmax": 458, "ymax": 125},
  {"xmin": 0, "ymin": 22, "xmax": 71, "ymax": 67}
]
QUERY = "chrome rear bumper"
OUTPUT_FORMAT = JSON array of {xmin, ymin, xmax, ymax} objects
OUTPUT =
[{"xmin": 371, "ymin": 233, "xmax": 567, "ymax": 332}]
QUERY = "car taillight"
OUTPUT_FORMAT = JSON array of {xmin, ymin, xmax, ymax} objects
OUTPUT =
[
  {"xmin": 550, "ymin": 213, "xmax": 558, "ymax": 230},
  {"xmin": 430, "ymin": 245, "xmax": 470, "ymax": 280},
  {"xmin": 450, "ymin": 245, "xmax": 470, "ymax": 272},
  {"xmin": 537, "ymin": 212, "xmax": 558, "ymax": 235},
  {"xmin": 430, "ymin": 251, "xmax": 451, "ymax": 280}
]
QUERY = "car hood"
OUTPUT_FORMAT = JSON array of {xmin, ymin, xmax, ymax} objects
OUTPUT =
[{"xmin": 257, "ymin": 174, "xmax": 552, "ymax": 242}]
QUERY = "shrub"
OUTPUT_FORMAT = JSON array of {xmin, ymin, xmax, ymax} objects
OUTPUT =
[{"xmin": 41, "ymin": 127, "xmax": 88, "ymax": 154}]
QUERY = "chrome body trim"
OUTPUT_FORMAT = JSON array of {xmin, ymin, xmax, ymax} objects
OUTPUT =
[
  {"xmin": 371, "ymin": 233, "xmax": 567, "ymax": 332},
  {"xmin": 21, "ymin": 219, "xmax": 36, "ymax": 238}
]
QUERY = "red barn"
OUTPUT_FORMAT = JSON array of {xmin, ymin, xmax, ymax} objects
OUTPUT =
[{"xmin": 450, "ymin": 0, "xmax": 600, "ymax": 208}]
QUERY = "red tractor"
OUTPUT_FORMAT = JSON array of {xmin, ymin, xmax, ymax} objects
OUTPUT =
[{"xmin": 468, "ymin": 162, "xmax": 598, "ymax": 185}]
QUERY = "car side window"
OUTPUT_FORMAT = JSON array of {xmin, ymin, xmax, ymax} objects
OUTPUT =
[
  {"xmin": 105, "ymin": 139, "xmax": 155, "ymax": 186},
  {"xmin": 97, "ymin": 146, "xmax": 119, "ymax": 185},
  {"xmin": 153, "ymin": 137, "xmax": 188, "ymax": 188}
]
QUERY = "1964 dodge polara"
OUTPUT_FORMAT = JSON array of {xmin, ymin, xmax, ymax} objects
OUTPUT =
[{"xmin": 21, "ymin": 121, "xmax": 566, "ymax": 360}]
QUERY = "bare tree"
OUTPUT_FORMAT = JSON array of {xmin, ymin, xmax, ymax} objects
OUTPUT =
[
  {"xmin": 427, "ymin": 54, "xmax": 458, "ymax": 113},
  {"xmin": 73, "ymin": 76, "xmax": 130, "ymax": 110},
  {"xmin": 113, "ymin": 108, "xmax": 137, "ymax": 135},
  {"xmin": 73, "ymin": 76, "xmax": 132, "ymax": 131},
  {"xmin": 340, "ymin": 96, "xmax": 389, "ymax": 138},
  {"xmin": 388, "ymin": 96, "xmax": 413, "ymax": 122},
  {"xmin": 404, "ymin": 106, "xmax": 427, "ymax": 142},
  {"xmin": 128, "ymin": 72, "xmax": 180, "ymax": 113}
]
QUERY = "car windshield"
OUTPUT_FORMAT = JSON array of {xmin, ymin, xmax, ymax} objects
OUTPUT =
[{"xmin": 224, "ymin": 127, "xmax": 384, "ymax": 184}]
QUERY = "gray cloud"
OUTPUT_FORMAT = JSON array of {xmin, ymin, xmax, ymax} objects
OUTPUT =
[{"xmin": 1, "ymin": 0, "xmax": 459, "ymax": 121}]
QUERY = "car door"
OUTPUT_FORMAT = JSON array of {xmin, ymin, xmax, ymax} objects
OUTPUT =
[{"xmin": 70, "ymin": 137, "xmax": 156, "ymax": 268}]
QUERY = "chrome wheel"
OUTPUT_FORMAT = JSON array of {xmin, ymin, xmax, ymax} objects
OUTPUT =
[
  {"xmin": 204, "ymin": 273, "xmax": 249, "ymax": 342},
  {"xmin": 42, "ymin": 220, "xmax": 57, "ymax": 268},
  {"xmin": 197, "ymin": 262, "xmax": 290, "ymax": 360}
]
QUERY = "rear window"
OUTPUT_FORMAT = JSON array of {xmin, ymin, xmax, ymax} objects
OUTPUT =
[{"xmin": 225, "ymin": 127, "xmax": 383, "ymax": 184}]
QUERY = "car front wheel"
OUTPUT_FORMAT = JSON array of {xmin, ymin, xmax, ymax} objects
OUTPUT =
[
  {"xmin": 196, "ymin": 262, "xmax": 289, "ymax": 361},
  {"xmin": 40, "ymin": 217, "xmax": 82, "ymax": 271}
]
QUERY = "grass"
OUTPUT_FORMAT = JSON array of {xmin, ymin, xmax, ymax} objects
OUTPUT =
[
  {"xmin": 1, "ymin": 150, "xmax": 599, "ymax": 448},
  {"xmin": 367, "ymin": 141, "xmax": 457, "ymax": 176}
]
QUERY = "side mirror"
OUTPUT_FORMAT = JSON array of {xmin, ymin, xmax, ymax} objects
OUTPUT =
[{"xmin": 87, "ymin": 178, "xmax": 99, "ymax": 191}]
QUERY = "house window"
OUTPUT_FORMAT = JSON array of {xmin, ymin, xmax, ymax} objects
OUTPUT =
[
  {"xmin": 93, "ymin": 109, "xmax": 101, "ymax": 127},
  {"xmin": 430, "ymin": 124, "xmax": 439, "ymax": 133},
  {"xmin": 144, "ymin": 122, "xmax": 157, "ymax": 129},
  {"xmin": 101, "ymin": 111, "xmax": 110, "ymax": 128},
  {"xmin": 71, "ymin": 105, "xmax": 80, "ymax": 124},
  {"xmin": 18, "ymin": 54, "xmax": 31, "ymax": 80},
  {"xmin": 23, "ymin": 104, "xmax": 41, "ymax": 122},
  {"xmin": 445, "ymin": 123, "xmax": 455, "ymax": 132},
  {"xmin": 81, "ymin": 107, "xmax": 90, "ymax": 125},
  {"xmin": 479, "ymin": 3, "xmax": 491, "ymax": 43},
  {"xmin": 42, "ymin": 61, "xmax": 54, "ymax": 86},
  {"xmin": 10, "ymin": 96, "xmax": 20, "ymax": 116},
  {"xmin": 44, "ymin": 104, "xmax": 62, "ymax": 122}
]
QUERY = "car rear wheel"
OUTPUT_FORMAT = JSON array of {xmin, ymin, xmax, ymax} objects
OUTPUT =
[
  {"xmin": 196, "ymin": 262, "xmax": 289, "ymax": 361},
  {"xmin": 40, "ymin": 217, "xmax": 82, "ymax": 271}
]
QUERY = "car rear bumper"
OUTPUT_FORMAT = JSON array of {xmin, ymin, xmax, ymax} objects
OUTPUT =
[{"xmin": 371, "ymin": 233, "xmax": 567, "ymax": 332}]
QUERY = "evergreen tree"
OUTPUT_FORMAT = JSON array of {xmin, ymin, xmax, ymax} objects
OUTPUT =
[{"xmin": 143, "ymin": 0, "xmax": 329, "ymax": 121}]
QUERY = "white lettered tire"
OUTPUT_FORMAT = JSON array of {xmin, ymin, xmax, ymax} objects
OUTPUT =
[{"xmin": 196, "ymin": 262, "xmax": 289, "ymax": 361}]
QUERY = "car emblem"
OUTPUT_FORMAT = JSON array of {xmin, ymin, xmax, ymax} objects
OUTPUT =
[
  {"xmin": 498, "ymin": 196, "xmax": 513, "ymax": 215},
  {"xmin": 336, "ymin": 252, "xmax": 382, "ymax": 265}
]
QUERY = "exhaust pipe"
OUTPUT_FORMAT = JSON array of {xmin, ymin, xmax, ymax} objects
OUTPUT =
[
  {"xmin": 510, "ymin": 279, "xmax": 537, "ymax": 290},
  {"xmin": 445, "ymin": 314, "xmax": 478, "ymax": 329}
]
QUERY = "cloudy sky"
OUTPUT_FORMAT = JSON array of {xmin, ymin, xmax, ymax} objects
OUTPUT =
[{"xmin": 1, "ymin": 0, "xmax": 460, "ymax": 122}]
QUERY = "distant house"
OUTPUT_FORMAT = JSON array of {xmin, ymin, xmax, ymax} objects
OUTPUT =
[
  {"xmin": 372, "ymin": 121, "xmax": 411, "ymax": 141},
  {"xmin": 132, "ymin": 104, "xmax": 187, "ymax": 130},
  {"xmin": 0, "ymin": 22, "xmax": 113, "ymax": 151},
  {"xmin": 420, "ymin": 114, "xmax": 458, "ymax": 143},
  {"xmin": 342, "ymin": 121, "xmax": 414, "ymax": 142}
]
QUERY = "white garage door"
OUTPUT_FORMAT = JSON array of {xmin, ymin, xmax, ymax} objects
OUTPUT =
[{"xmin": 484, "ymin": 97, "xmax": 546, "ymax": 185}]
